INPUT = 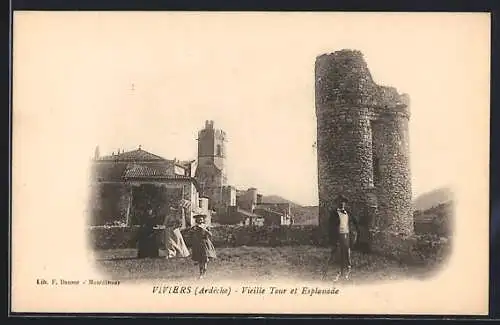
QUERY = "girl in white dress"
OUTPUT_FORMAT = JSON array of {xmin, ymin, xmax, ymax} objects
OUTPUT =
[{"xmin": 163, "ymin": 206, "xmax": 190, "ymax": 259}]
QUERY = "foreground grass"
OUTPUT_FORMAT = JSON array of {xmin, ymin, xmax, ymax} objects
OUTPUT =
[{"xmin": 93, "ymin": 245, "xmax": 433, "ymax": 284}]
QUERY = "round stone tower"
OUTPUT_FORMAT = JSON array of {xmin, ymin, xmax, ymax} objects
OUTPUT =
[
  {"xmin": 372, "ymin": 93, "xmax": 413, "ymax": 235},
  {"xmin": 315, "ymin": 49, "xmax": 413, "ymax": 243}
]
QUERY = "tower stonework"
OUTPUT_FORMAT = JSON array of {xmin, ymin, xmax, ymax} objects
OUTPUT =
[
  {"xmin": 315, "ymin": 49, "xmax": 413, "ymax": 248},
  {"xmin": 195, "ymin": 120, "xmax": 228, "ymax": 210}
]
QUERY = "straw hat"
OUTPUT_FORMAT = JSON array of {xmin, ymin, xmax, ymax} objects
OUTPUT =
[{"xmin": 193, "ymin": 214, "xmax": 207, "ymax": 221}]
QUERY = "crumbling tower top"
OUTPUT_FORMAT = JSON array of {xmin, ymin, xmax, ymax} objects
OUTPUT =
[{"xmin": 315, "ymin": 49, "xmax": 409, "ymax": 117}]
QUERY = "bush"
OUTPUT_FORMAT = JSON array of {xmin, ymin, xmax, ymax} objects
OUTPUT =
[
  {"xmin": 88, "ymin": 225, "xmax": 323, "ymax": 250},
  {"xmin": 88, "ymin": 225, "xmax": 450, "ymax": 266}
]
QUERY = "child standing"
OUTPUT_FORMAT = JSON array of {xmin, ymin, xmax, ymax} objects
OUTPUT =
[{"xmin": 189, "ymin": 214, "xmax": 216, "ymax": 279}]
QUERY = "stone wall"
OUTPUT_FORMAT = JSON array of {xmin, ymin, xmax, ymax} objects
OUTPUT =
[
  {"xmin": 89, "ymin": 183, "xmax": 129, "ymax": 226},
  {"xmin": 88, "ymin": 225, "xmax": 322, "ymax": 250},
  {"xmin": 374, "ymin": 112, "xmax": 413, "ymax": 235},
  {"xmin": 88, "ymin": 225, "xmax": 450, "ymax": 267}
]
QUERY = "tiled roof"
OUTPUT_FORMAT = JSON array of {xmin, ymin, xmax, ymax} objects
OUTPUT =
[
  {"xmin": 122, "ymin": 163, "xmax": 197, "ymax": 186},
  {"xmin": 99, "ymin": 148, "xmax": 166, "ymax": 162},
  {"xmin": 123, "ymin": 164, "xmax": 175, "ymax": 179},
  {"xmin": 235, "ymin": 207, "xmax": 261, "ymax": 218}
]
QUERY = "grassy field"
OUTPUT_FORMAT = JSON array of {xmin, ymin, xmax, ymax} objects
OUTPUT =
[{"xmin": 93, "ymin": 245, "xmax": 433, "ymax": 284}]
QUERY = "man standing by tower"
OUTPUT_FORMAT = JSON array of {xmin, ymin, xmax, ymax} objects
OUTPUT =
[{"xmin": 323, "ymin": 194, "xmax": 360, "ymax": 281}]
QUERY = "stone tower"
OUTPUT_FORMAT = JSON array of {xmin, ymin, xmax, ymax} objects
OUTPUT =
[
  {"xmin": 315, "ymin": 49, "xmax": 413, "ymax": 244},
  {"xmin": 195, "ymin": 120, "xmax": 228, "ymax": 209}
]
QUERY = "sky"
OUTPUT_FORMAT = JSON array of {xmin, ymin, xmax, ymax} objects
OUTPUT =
[{"xmin": 14, "ymin": 12, "xmax": 490, "ymax": 206}]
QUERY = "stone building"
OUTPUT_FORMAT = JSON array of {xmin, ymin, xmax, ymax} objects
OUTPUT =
[
  {"xmin": 195, "ymin": 120, "xmax": 236, "ymax": 211},
  {"xmin": 236, "ymin": 187, "xmax": 258, "ymax": 212},
  {"xmin": 89, "ymin": 146, "xmax": 210, "ymax": 227},
  {"xmin": 194, "ymin": 120, "xmax": 243, "ymax": 224},
  {"xmin": 255, "ymin": 202, "xmax": 293, "ymax": 226},
  {"xmin": 253, "ymin": 208, "xmax": 291, "ymax": 226},
  {"xmin": 315, "ymin": 49, "xmax": 413, "ymax": 246},
  {"xmin": 226, "ymin": 187, "xmax": 293, "ymax": 226},
  {"xmin": 224, "ymin": 206, "xmax": 263, "ymax": 226}
]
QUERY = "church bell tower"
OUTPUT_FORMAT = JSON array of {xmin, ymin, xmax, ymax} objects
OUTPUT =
[{"xmin": 195, "ymin": 120, "xmax": 228, "ymax": 207}]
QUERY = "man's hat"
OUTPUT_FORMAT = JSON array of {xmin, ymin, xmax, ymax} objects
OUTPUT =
[{"xmin": 334, "ymin": 194, "xmax": 349, "ymax": 203}]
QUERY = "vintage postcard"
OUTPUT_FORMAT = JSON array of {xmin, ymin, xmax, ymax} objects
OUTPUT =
[{"xmin": 11, "ymin": 11, "xmax": 490, "ymax": 315}]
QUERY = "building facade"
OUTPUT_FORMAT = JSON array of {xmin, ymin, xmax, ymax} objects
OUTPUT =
[{"xmin": 89, "ymin": 146, "xmax": 210, "ymax": 227}]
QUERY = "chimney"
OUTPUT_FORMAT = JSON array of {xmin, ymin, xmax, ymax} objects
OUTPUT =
[{"xmin": 94, "ymin": 146, "xmax": 100, "ymax": 160}]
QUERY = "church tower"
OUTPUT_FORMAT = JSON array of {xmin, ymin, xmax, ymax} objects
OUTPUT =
[{"xmin": 195, "ymin": 120, "xmax": 228, "ymax": 209}]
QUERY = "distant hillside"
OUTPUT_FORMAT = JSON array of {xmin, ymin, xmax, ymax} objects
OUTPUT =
[
  {"xmin": 261, "ymin": 187, "xmax": 455, "ymax": 227},
  {"xmin": 413, "ymin": 187, "xmax": 455, "ymax": 237},
  {"xmin": 413, "ymin": 187, "xmax": 454, "ymax": 212},
  {"xmin": 261, "ymin": 195, "xmax": 299, "ymax": 205},
  {"xmin": 414, "ymin": 201, "xmax": 454, "ymax": 236},
  {"xmin": 261, "ymin": 195, "xmax": 318, "ymax": 225}
]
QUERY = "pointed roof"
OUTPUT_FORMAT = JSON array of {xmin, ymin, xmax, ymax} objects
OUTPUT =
[{"xmin": 99, "ymin": 148, "xmax": 166, "ymax": 162}]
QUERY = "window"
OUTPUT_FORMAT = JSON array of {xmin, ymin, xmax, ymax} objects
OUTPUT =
[{"xmin": 216, "ymin": 144, "xmax": 222, "ymax": 156}]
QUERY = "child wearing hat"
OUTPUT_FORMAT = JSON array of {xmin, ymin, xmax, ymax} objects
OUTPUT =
[{"xmin": 189, "ymin": 214, "xmax": 217, "ymax": 278}]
